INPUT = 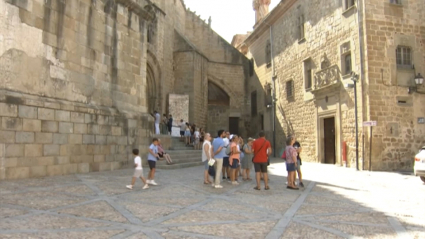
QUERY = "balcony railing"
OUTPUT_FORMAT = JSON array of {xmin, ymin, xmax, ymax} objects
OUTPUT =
[{"xmin": 313, "ymin": 65, "xmax": 340, "ymax": 91}]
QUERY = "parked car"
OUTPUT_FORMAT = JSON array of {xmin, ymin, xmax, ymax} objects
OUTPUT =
[{"xmin": 414, "ymin": 146, "xmax": 425, "ymax": 183}]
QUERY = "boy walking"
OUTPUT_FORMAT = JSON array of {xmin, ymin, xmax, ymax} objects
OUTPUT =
[
  {"xmin": 147, "ymin": 138, "xmax": 159, "ymax": 186},
  {"xmin": 126, "ymin": 149, "xmax": 149, "ymax": 190}
]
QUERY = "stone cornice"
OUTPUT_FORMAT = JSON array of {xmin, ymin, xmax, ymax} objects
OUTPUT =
[
  {"xmin": 243, "ymin": 0, "xmax": 298, "ymax": 47},
  {"xmin": 115, "ymin": 0, "xmax": 156, "ymax": 21}
]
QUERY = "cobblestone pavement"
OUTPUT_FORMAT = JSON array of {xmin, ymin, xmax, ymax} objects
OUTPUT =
[{"xmin": 0, "ymin": 160, "xmax": 424, "ymax": 239}]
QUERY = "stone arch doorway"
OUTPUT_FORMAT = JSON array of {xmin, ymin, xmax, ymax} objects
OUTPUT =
[
  {"xmin": 208, "ymin": 81, "xmax": 231, "ymax": 135},
  {"xmin": 146, "ymin": 63, "xmax": 157, "ymax": 113},
  {"xmin": 146, "ymin": 50, "xmax": 162, "ymax": 114}
]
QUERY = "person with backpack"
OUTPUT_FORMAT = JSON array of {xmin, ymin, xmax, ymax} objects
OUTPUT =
[{"xmin": 252, "ymin": 131, "xmax": 272, "ymax": 190}]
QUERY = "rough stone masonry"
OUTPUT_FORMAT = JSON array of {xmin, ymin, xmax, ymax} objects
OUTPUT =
[{"xmin": 0, "ymin": 0, "xmax": 250, "ymax": 179}]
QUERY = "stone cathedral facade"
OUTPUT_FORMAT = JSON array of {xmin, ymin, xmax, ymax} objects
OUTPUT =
[{"xmin": 0, "ymin": 0, "xmax": 250, "ymax": 179}]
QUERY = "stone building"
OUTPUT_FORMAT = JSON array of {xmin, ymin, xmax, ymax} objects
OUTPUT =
[
  {"xmin": 234, "ymin": 0, "xmax": 425, "ymax": 171},
  {"xmin": 0, "ymin": 0, "xmax": 249, "ymax": 179}
]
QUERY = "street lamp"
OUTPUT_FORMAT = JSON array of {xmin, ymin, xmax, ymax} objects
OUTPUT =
[
  {"xmin": 408, "ymin": 70, "xmax": 424, "ymax": 94},
  {"xmin": 350, "ymin": 72, "xmax": 360, "ymax": 171}
]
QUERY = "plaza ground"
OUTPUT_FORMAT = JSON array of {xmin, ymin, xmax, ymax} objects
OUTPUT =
[{"xmin": 0, "ymin": 160, "xmax": 424, "ymax": 239}]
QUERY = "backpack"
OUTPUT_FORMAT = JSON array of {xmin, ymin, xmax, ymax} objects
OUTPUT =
[
  {"xmin": 281, "ymin": 149, "xmax": 287, "ymax": 160},
  {"xmin": 225, "ymin": 144, "xmax": 232, "ymax": 155}
]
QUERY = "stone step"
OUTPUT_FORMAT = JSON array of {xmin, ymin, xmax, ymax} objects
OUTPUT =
[{"xmin": 156, "ymin": 161, "xmax": 204, "ymax": 170}]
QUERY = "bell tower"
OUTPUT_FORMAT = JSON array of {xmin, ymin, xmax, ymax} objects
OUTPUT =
[{"xmin": 253, "ymin": 0, "xmax": 271, "ymax": 26}]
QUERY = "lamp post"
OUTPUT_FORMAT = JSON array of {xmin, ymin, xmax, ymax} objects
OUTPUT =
[{"xmin": 351, "ymin": 72, "xmax": 360, "ymax": 171}]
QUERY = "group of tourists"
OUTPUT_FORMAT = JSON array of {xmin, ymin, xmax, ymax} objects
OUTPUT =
[
  {"xmin": 179, "ymin": 120, "xmax": 205, "ymax": 150},
  {"xmin": 201, "ymin": 130, "xmax": 272, "ymax": 190},
  {"xmin": 153, "ymin": 111, "xmax": 173, "ymax": 135},
  {"xmin": 127, "ymin": 126, "xmax": 304, "ymax": 191}
]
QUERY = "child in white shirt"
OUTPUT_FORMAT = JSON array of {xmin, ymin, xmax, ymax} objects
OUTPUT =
[{"xmin": 126, "ymin": 149, "xmax": 149, "ymax": 190}]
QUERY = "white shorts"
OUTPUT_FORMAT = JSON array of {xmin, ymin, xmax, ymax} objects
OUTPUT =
[{"xmin": 133, "ymin": 169, "xmax": 143, "ymax": 178}]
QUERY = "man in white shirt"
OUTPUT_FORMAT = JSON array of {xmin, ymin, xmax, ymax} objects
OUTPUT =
[
  {"xmin": 154, "ymin": 111, "xmax": 160, "ymax": 135},
  {"xmin": 126, "ymin": 149, "xmax": 149, "ymax": 190}
]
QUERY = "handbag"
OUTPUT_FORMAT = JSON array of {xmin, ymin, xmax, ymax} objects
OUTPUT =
[
  {"xmin": 208, "ymin": 165, "xmax": 216, "ymax": 177},
  {"xmin": 252, "ymin": 139, "xmax": 267, "ymax": 163}
]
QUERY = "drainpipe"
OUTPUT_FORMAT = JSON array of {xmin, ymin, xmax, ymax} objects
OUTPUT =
[
  {"xmin": 356, "ymin": 0, "xmax": 366, "ymax": 170},
  {"xmin": 265, "ymin": 23, "xmax": 277, "ymax": 157}
]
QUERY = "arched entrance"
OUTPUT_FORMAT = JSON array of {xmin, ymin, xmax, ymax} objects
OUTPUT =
[
  {"xmin": 208, "ymin": 81, "xmax": 232, "ymax": 134},
  {"xmin": 146, "ymin": 63, "xmax": 157, "ymax": 113}
]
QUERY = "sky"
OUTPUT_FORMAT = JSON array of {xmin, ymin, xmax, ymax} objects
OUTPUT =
[{"xmin": 183, "ymin": 0, "xmax": 279, "ymax": 43}]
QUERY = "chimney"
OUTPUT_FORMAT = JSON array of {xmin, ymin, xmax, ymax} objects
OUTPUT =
[{"xmin": 253, "ymin": 0, "xmax": 271, "ymax": 26}]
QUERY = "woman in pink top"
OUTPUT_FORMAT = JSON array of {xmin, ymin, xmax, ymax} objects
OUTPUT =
[
  {"xmin": 157, "ymin": 140, "xmax": 173, "ymax": 165},
  {"xmin": 229, "ymin": 135, "xmax": 240, "ymax": 185},
  {"xmin": 285, "ymin": 136, "xmax": 298, "ymax": 190}
]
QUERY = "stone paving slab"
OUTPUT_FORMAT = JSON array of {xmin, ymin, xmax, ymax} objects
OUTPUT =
[{"xmin": 0, "ymin": 161, "xmax": 424, "ymax": 238}]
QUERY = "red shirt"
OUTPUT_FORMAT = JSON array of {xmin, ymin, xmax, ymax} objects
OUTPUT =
[{"xmin": 252, "ymin": 138, "xmax": 271, "ymax": 163}]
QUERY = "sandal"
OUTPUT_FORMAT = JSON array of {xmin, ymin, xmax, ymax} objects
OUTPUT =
[
  {"xmin": 287, "ymin": 186, "xmax": 299, "ymax": 190},
  {"xmin": 265, "ymin": 186, "xmax": 270, "ymax": 190},
  {"xmin": 247, "ymin": 178, "xmax": 252, "ymax": 181},
  {"xmin": 253, "ymin": 186, "xmax": 261, "ymax": 190}
]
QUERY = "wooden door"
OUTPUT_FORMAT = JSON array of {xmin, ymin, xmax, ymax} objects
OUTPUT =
[{"xmin": 324, "ymin": 117, "xmax": 336, "ymax": 164}]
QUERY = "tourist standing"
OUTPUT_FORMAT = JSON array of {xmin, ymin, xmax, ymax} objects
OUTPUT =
[
  {"xmin": 212, "ymin": 130, "xmax": 227, "ymax": 188},
  {"xmin": 161, "ymin": 114, "xmax": 168, "ymax": 134},
  {"xmin": 154, "ymin": 111, "xmax": 160, "ymax": 135},
  {"xmin": 147, "ymin": 138, "xmax": 159, "ymax": 185},
  {"xmin": 242, "ymin": 138, "xmax": 254, "ymax": 181},
  {"xmin": 202, "ymin": 133, "xmax": 213, "ymax": 184},
  {"xmin": 194, "ymin": 128, "xmax": 200, "ymax": 150},
  {"xmin": 252, "ymin": 131, "xmax": 272, "ymax": 190},
  {"xmin": 126, "ymin": 149, "xmax": 149, "ymax": 190},
  {"xmin": 180, "ymin": 120, "xmax": 186, "ymax": 141},
  {"xmin": 184, "ymin": 123, "xmax": 191, "ymax": 145},
  {"xmin": 229, "ymin": 135, "xmax": 240, "ymax": 185},
  {"xmin": 285, "ymin": 136, "xmax": 298, "ymax": 190},
  {"xmin": 167, "ymin": 114, "xmax": 173, "ymax": 135},
  {"xmin": 238, "ymin": 137, "xmax": 244, "ymax": 178},
  {"xmin": 293, "ymin": 140, "xmax": 304, "ymax": 187},
  {"xmin": 222, "ymin": 131, "xmax": 231, "ymax": 180}
]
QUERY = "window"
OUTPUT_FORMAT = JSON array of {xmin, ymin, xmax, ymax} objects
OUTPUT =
[
  {"xmin": 266, "ymin": 40, "xmax": 271, "ymax": 68},
  {"xmin": 251, "ymin": 91, "xmax": 257, "ymax": 116},
  {"xmin": 340, "ymin": 42, "xmax": 352, "ymax": 76},
  {"xmin": 249, "ymin": 58, "xmax": 254, "ymax": 76},
  {"xmin": 390, "ymin": 0, "xmax": 401, "ymax": 4},
  {"xmin": 344, "ymin": 0, "xmax": 355, "ymax": 9},
  {"xmin": 344, "ymin": 54, "xmax": 352, "ymax": 75},
  {"xmin": 396, "ymin": 46, "xmax": 412, "ymax": 67},
  {"xmin": 298, "ymin": 15, "xmax": 305, "ymax": 40},
  {"xmin": 304, "ymin": 59, "xmax": 313, "ymax": 90},
  {"xmin": 286, "ymin": 80, "xmax": 294, "ymax": 99}
]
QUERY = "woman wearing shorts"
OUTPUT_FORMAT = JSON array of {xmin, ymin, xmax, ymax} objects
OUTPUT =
[
  {"xmin": 285, "ymin": 136, "xmax": 298, "ymax": 190},
  {"xmin": 229, "ymin": 135, "xmax": 240, "ymax": 185}
]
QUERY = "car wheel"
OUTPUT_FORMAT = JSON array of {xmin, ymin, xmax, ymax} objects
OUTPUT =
[{"xmin": 421, "ymin": 176, "xmax": 425, "ymax": 183}]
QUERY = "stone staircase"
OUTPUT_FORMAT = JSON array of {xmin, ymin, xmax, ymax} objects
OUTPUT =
[{"xmin": 156, "ymin": 137, "xmax": 203, "ymax": 169}]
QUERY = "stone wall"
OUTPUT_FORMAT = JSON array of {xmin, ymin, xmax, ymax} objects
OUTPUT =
[
  {"xmin": 168, "ymin": 94, "xmax": 189, "ymax": 126},
  {"xmin": 0, "ymin": 91, "xmax": 153, "ymax": 180},
  {"xmin": 363, "ymin": 0, "xmax": 425, "ymax": 171},
  {"xmin": 0, "ymin": 0, "xmax": 156, "ymax": 179},
  {"xmin": 244, "ymin": 0, "xmax": 365, "ymax": 165},
  {"xmin": 207, "ymin": 104, "xmax": 230, "ymax": 137}
]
